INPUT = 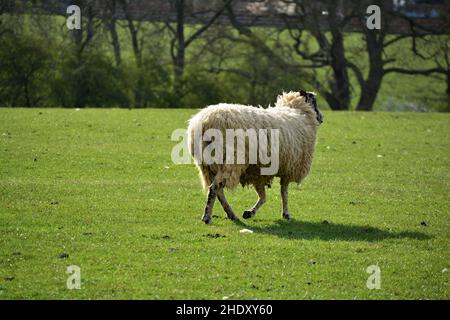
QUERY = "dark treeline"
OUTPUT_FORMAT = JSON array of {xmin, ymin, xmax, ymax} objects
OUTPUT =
[{"xmin": 0, "ymin": 0, "xmax": 449, "ymax": 111}]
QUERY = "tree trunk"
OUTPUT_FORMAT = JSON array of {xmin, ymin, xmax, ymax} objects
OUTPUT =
[
  {"xmin": 73, "ymin": 31, "xmax": 85, "ymax": 108},
  {"xmin": 357, "ymin": 74, "xmax": 383, "ymax": 111},
  {"xmin": 357, "ymin": 62, "xmax": 384, "ymax": 111},
  {"xmin": 317, "ymin": 89, "xmax": 341, "ymax": 111},
  {"xmin": 328, "ymin": 6, "xmax": 351, "ymax": 110},
  {"xmin": 24, "ymin": 79, "xmax": 31, "ymax": 107},
  {"xmin": 128, "ymin": 24, "xmax": 141, "ymax": 67},
  {"xmin": 447, "ymin": 69, "xmax": 450, "ymax": 112},
  {"xmin": 107, "ymin": 0, "xmax": 121, "ymax": 67},
  {"xmin": 72, "ymin": 0, "xmax": 95, "ymax": 108},
  {"xmin": 357, "ymin": 32, "xmax": 384, "ymax": 111},
  {"xmin": 172, "ymin": 0, "xmax": 185, "ymax": 107},
  {"xmin": 74, "ymin": 51, "xmax": 85, "ymax": 108},
  {"xmin": 329, "ymin": 35, "xmax": 351, "ymax": 110},
  {"xmin": 108, "ymin": 20, "xmax": 121, "ymax": 67},
  {"xmin": 126, "ymin": 19, "xmax": 143, "ymax": 107}
]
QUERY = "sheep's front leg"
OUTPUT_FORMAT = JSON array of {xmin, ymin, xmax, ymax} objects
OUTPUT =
[
  {"xmin": 243, "ymin": 184, "xmax": 266, "ymax": 219},
  {"xmin": 281, "ymin": 180, "xmax": 291, "ymax": 220},
  {"xmin": 202, "ymin": 181, "xmax": 217, "ymax": 224},
  {"xmin": 217, "ymin": 187, "xmax": 238, "ymax": 221}
]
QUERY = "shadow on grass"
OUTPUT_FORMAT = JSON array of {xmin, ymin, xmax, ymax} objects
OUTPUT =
[{"xmin": 233, "ymin": 219, "xmax": 430, "ymax": 242}]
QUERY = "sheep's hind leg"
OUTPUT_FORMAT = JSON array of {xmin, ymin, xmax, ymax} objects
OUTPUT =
[
  {"xmin": 281, "ymin": 179, "xmax": 292, "ymax": 220},
  {"xmin": 202, "ymin": 180, "xmax": 218, "ymax": 224},
  {"xmin": 216, "ymin": 187, "xmax": 238, "ymax": 221},
  {"xmin": 243, "ymin": 184, "xmax": 266, "ymax": 219}
]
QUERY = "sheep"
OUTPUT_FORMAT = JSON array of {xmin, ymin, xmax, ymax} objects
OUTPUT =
[{"xmin": 187, "ymin": 90, "xmax": 323, "ymax": 224}]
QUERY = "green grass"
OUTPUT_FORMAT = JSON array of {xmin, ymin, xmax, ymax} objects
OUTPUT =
[{"xmin": 0, "ymin": 108, "xmax": 449, "ymax": 299}]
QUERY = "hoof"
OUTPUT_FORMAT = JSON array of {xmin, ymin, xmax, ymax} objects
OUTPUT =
[
  {"xmin": 243, "ymin": 210, "xmax": 255, "ymax": 219},
  {"xmin": 282, "ymin": 214, "xmax": 292, "ymax": 221},
  {"xmin": 227, "ymin": 214, "xmax": 238, "ymax": 221},
  {"xmin": 202, "ymin": 214, "xmax": 212, "ymax": 225}
]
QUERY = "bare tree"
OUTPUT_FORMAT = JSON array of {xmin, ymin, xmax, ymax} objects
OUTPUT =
[
  {"xmin": 165, "ymin": 0, "xmax": 234, "ymax": 106},
  {"xmin": 286, "ymin": 0, "xmax": 352, "ymax": 110},
  {"xmin": 350, "ymin": 1, "xmax": 449, "ymax": 110},
  {"xmin": 104, "ymin": 0, "xmax": 122, "ymax": 67},
  {"xmin": 244, "ymin": 0, "xmax": 449, "ymax": 111},
  {"xmin": 115, "ymin": 0, "xmax": 152, "ymax": 107},
  {"xmin": 397, "ymin": 36, "xmax": 450, "ymax": 111},
  {"xmin": 223, "ymin": 0, "xmax": 352, "ymax": 110},
  {"xmin": 118, "ymin": 0, "xmax": 143, "ymax": 67},
  {"xmin": 74, "ymin": 1, "xmax": 100, "ymax": 107}
]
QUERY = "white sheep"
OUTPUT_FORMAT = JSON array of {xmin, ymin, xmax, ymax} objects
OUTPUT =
[{"xmin": 187, "ymin": 90, "xmax": 323, "ymax": 224}]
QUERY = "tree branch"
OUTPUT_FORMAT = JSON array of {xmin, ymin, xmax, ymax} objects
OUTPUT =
[
  {"xmin": 185, "ymin": 0, "xmax": 234, "ymax": 48},
  {"xmin": 384, "ymin": 67, "xmax": 445, "ymax": 75}
]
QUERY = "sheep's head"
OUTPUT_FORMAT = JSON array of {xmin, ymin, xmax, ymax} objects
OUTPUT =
[
  {"xmin": 300, "ymin": 90, "xmax": 323, "ymax": 125},
  {"xmin": 276, "ymin": 91, "xmax": 324, "ymax": 125}
]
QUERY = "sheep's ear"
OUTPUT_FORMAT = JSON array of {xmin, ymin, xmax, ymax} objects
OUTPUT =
[{"xmin": 299, "ymin": 90, "xmax": 307, "ymax": 96}]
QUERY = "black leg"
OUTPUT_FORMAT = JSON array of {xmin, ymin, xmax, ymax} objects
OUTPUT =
[
  {"xmin": 243, "ymin": 184, "xmax": 266, "ymax": 219},
  {"xmin": 202, "ymin": 180, "xmax": 217, "ymax": 224}
]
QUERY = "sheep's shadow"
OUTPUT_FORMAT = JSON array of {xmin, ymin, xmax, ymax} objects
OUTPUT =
[{"xmin": 232, "ymin": 219, "xmax": 430, "ymax": 242}]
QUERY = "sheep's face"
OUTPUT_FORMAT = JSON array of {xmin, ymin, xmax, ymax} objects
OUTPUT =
[
  {"xmin": 276, "ymin": 91, "xmax": 323, "ymax": 125},
  {"xmin": 300, "ymin": 90, "xmax": 323, "ymax": 125}
]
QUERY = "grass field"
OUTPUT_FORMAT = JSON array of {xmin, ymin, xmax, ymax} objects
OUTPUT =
[{"xmin": 0, "ymin": 108, "xmax": 449, "ymax": 299}]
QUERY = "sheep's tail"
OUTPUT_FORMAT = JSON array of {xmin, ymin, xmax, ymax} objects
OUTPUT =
[
  {"xmin": 195, "ymin": 164, "xmax": 213, "ymax": 192},
  {"xmin": 187, "ymin": 119, "xmax": 243, "ymax": 192},
  {"xmin": 187, "ymin": 119, "xmax": 215, "ymax": 192}
]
